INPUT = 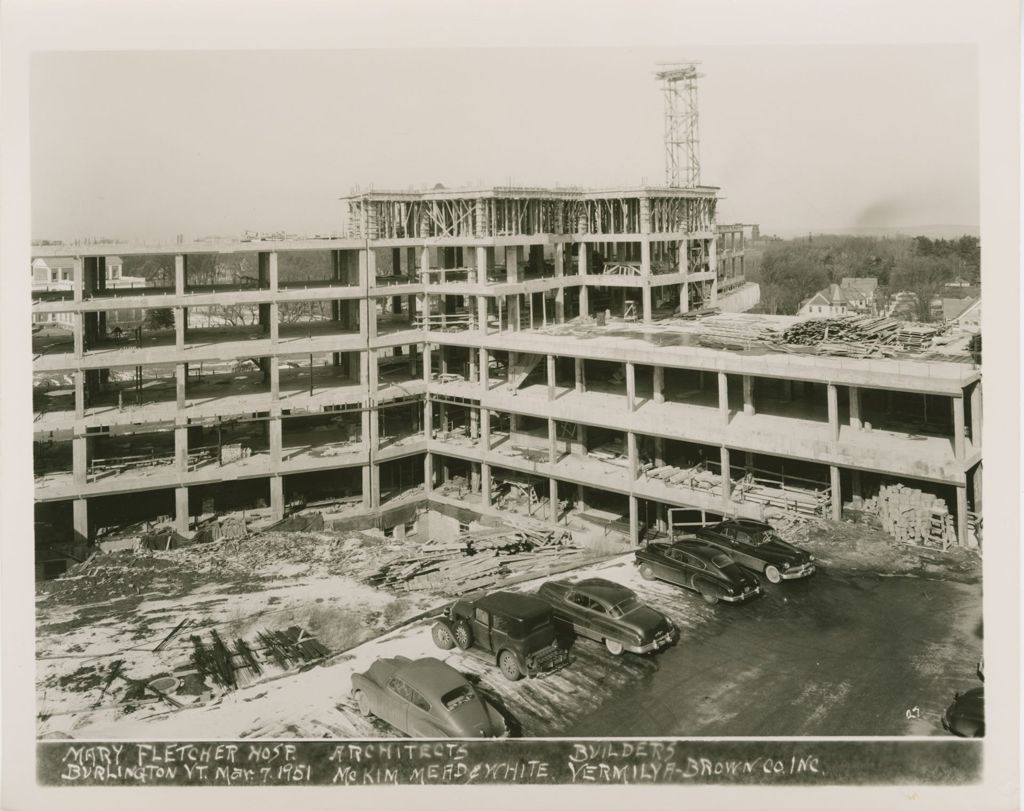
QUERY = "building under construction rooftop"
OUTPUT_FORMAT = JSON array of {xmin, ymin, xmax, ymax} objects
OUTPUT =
[{"xmin": 30, "ymin": 182, "xmax": 981, "ymax": 572}]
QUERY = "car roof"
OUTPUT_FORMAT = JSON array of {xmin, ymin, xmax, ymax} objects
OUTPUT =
[
  {"xmin": 474, "ymin": 590, "xmax": 552, "ymax": 619},
  {"xmin": 692, "ymin": 528, "xmax": 733, "ymax": 542},
  {"xmin": 571, "ymin": 578, "xmax": 636, "ymax": 603},
  {"xmin": 671, "ymin": 540, "xmax": 731, "ymax": 561},
  {"xmin": 393, "ymin": 657, "xmax": 471, "ymax": 701},
  {"xmin": 724, "ymin": 518, "xmax": 773, "ymax": 530}
]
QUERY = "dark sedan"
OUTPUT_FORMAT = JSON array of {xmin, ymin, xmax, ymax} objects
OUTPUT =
[
  {"xmin": 536, "ymin": 577, "xmax": 678, "ymax": 656},
  {"xmin": 942, "ymin": 687, "xmax": 984, "ymax": 738},
  {"xmin": 351, "ymin": 656, "xmax": 507, "ymax": 738},
  {"xmin": 635, "ymin": 540, "xmax": 762, "ymax": 604},
  {"xmin": 694, "ymin": 518, "xmax": 816, "ymax": 583}
]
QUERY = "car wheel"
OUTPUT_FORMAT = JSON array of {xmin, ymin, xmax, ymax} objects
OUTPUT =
[
  {"xmin": 498, "ymin": 650, "xmax": 523, "ymax": 681},
  {"xmin": 452, "ymin": 619, "xmax": 473, "ymax": 650},
  {"xmin": 699, "ymin": 586, "xmax": 720, "ymax": 605},
  {"xmin": 764, "ymin": 565, "xmax": 782, "ymax": 584},
  {"xmin": 354, "ymin": 689, "xmax": 372, "ymax": 717},
  {"xmin": 604, "ymin": 638, "xmax": 625, "ymax": 656},
  {"xmin": 432, "ymin": 621, "xmax": 456, "ymax": 650},
  {"xmin": 640, "ymin": 564, "xmax": 656, "ymax": 581}
]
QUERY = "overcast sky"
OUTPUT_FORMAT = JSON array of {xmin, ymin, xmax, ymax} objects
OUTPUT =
[{"xmin": 30, "ymin": 45, "xmax": 978, "ymax": 241}]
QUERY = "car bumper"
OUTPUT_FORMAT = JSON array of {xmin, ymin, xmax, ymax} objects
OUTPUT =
[
  {"xmin": 525, "ymin": 646, "xmax": 572, "ymax": 677},
  {"xmin": 720, "ymin": 585, "xmax": 762, "ymax": 603},
  {"xmin": 780, "ymin": 563, "xmax": 816, "ymax": 580},
  {"xmin": 630, "ymin": 627, "xmax": 679, "ymax": 654}
]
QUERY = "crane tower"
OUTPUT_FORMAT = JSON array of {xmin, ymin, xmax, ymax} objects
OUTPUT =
[{"xmin": 655, "ymin": 63, "xmax": 702, "ymax": 188}]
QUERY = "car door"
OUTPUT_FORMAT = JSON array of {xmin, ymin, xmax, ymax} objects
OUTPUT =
[
  {"xmin": 583, "ymin": 595, "xmax": 617, "ymax": 641},
  {"xmin": 567, "ymin": 591, "xmax": 601, "ymax": 640},
  {"xmin": 680, "ymin": 551, "xmax": 707, "ymax": 590},
  {"xmin": 729, "ymin": 527, "xmax": 763, "ymax": 568},
  {"xmin": 402, "ymin": 684, "xmax": 437, "ymax": 737},
  {"xmin": 662, "ymin": 548, "xmax": 690, "ymax": 587},
  {"xmin": 383, "ymin": 676, "xmax": 412, "ymax": 730},
  {"xmin": 562, "ymin": 590, "xmax": 586, "ymax": 630},
  {"xmin": 473, "ymin": 607, "xmax": 494, "ymax": 653}
]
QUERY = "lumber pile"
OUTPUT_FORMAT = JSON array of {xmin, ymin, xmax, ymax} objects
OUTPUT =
[
  {"xmin": 363, "ymin": 525, "xmax": 582, "ymax": 595},
  {"xmin": 188, "ymin": 626, "xmax": 329, "ymax": 690},
  {"xmin": 859, "ymin": 483, "xmax": 957, "ymax": 550},
  {"xmin": 780, "ymin": 315, "xmax": 942, "ymax": 357},
  {"xmin": 734, "ymin": 476, "xmax": 830, "ymax": 518},
  {"xmin": 646, "ymin": 462, "xmax": 722, "ymax": 493}
]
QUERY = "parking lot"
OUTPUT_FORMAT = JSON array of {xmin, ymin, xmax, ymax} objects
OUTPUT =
[{"xmin": 64, "ymin": 552, "xmax": 982, "ymax": 740}]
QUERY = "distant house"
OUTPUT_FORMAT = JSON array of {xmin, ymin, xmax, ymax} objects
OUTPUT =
[
  {"xmin": 943, "ymin": 297, "xmax": 981, "ymax": 332},
  {"xmin": 32, "ymin": 256, "xmax": 146, "ymax": 329},
  {"xmin": 798, "ymin": 283, "xmax": 855, "ymax": 317},
  {"xmin": 839, "ymin": 277, "xmax": 879, "ymax": 314}
]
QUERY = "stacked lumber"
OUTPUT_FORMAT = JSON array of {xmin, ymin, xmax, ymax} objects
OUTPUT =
[
  {"xmin": 188, "ymin": 626, "xmax": 329, "ymax": 690},
  {"xmin": 736, "ymin": 480, "xmax": 829, "ymax": 518},
  {"xmin": 363, "ymin": 526, "xmax": 581, "ymax": 595},
  {"xmin": 646, "ymin": 463, "xmax": 722, "ymax": 494},
  {"xmin": 859, "ymin": 483, "xmax": 957, "ymax": 549},
  {"xmin": 780, "ymin": 315, "xmax": 943, "ymax": 357}
]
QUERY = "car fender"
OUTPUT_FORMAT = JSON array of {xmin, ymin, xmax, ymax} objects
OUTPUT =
[
  {"xmin": 692, "ymin": 576, "xmax": 725, "ymax": 597},
  {"xmin": 494, "ymin": 647, "xmax": 523, "ymax": 667},
  {"xmin": 406, "ymin": 716, "xmax": 451, "ymax": 739}
]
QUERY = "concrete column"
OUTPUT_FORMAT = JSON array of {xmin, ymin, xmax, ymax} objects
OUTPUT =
[
  {"xmin": 742, "ymin": 375, "xmax": 755, "ymax": 416},
  {"xmin": 548, "ymin": 418, "xmax": 558, "ymax": 463},
  {"xmin": 971, "ymin": 463, "xmax": 983, "ymax": 516},
  {"xmin": 653, "ymin": 436, "xmax": 665, "ymax": 467},
  {"xmin": 546, "ymin": 354, "xmax": 556, "ymax": 401},
  {"xmin": 678, "ymin": 282, "xmax": 689, "ymax": 314},
  {"xmin": 830, "ymin": 465, "xmax": 842, "ymax": 521},
  {"xmin": 361, "ymin": 465, "xmax": 373, "ymax": 509},
  {"xmin": 270, "ymin": 475, "xmax": 285, "ymax": 521},
  {"xmin": 269, "ymin": 355, "xmax": 280, "ymax": 401},
  {"xmin": 75, "ymin": 371, "xmax": 86, "ymax": 418},
  {"xmin": 175, "ymin": 486, "xmax": 190, "ymax": 535},
  {"xmin": 481, "ymin": 462, "xmax": 492, "ymax": 507},
  {"xmin": 468, "ymin": 349, "xmax": 478, "ymax": 384},
  {"xmin": 423, "ymin": 397, "xmax": 432, "ymax": 439},
  {"xmin": 549, "ymin": 478, "xmax": 559, "ymax": 523},
  {"xmin": 268, "ymin": 302, "xmax": 279, "ymax": 343},
  {"xmin": 718, "ymin": 372, "xmax": 729, "ymax": 425},
  {"xmin": 477, "ymin": 296, "xmax": 489, "ymax": 335},
  {"xmin": 640, "ymin": 239, "xmax": 651, "ymax": 277},
  {"xmin": 955, "ymin": 486, "xmax": 969, "ymax": 547},
  {"xmin": 579, "ymin": 285, "xmax": 590, "ymax": 318},
  {"xmin": 438, "ymin": 403, "xmax": 448, "ymax": 437},
  {"xmin": 641, "ymin": 285, "xmax": 653, "ymax": 323},
  {"xmin": 481, "ymin": 408, "xmax": 491, "ymax": 451},
  {"xmin": 470, "ymin": 406, "xmax": 479, "ymax": 440},
  {"xmin": 628, "ymin": 495, "xmax": 640, "ymax": 546},
  {"xmin": 174, "ymin": 254, "xmax": 186, "ymax": 296},
  {"xmin": 269, "ymin": 416, "xmax": 282, "ymax": 466},
  {"xmin": 577, "ymin": 243, "xmax": 587, "ymax": 276},
  {"xmin": 175, "ymin": 425, "xmax": 188, "ymax": 473},
  {"xmin": 850, "ymin": 469, "xmax": 862, "ymax": 500},
  {"xmin": 175, "ymin": 364, "xmax": 187, "ymax": 408},
  {"xmin": 827, "ymin": 383, "xmax": 840, "ymax": 442},
  {"xmin": 72, "ymin": 498, "xmax": 89, "ymax": 543},
  {"xmin": 268, "ymin": 252, "xmax": 278, "ymax": 291},
  {"xmin": 574, "ymin": 357, "xmax": 585, "ymax": 393},
  {"xmin": 653, "ymin": 365, "xmax": 665, "ymax": 403},
  {"xmin": 970, "ymin": 383, "xmax": 982, "ymax": 447},
  {"xmin": 366, "ymin": 348, "xmax": 379, "ymax": 395},
  {"xmin": 361, "ymin": 407, "xmax": 372, "ymax": 453},
  {"xmin": 73, "ymin": 313, "xmax": 85, "ymax": 357},
  {"xmin": 424, "ymin": 453, "xmax": 434, "ymax": 494},
  {"xmin": 73, "ymin": 434, "xmax": 87, "ymax": 487},
  {"xmin": 849, "ymin": 386, "xmax": 862, "ymax": 429},
  {"xmin": 554, "ymin": 245, "xmax": 565, "ymax": 323},
  {"xmin": 423, "ymin": 343, "xmax": 432, "ymax": 383},
  {"xmin": 625, "ymin": 362, "xmax": 636, "ymax": 412},
  {"xmin": 719, "ymin": 447, "xmax": 732, "ymax": 504},
  {"xmin": 479, "ymin": 347, "xmax": 489, "ymax": 391},
  {"xmin": 952, "ymin": 396, "xmax": 966, "ymax": 461},
  {"xmin": 175, "ymin": 307, "xmax": 185, "ymax": 351},
  {"xmin": 476, "ymin": 246, "xmax": 488, "ymax": 285},
  {"xmin": 627, "ymin": 431, "xmax": 638, "ymax": 479}
]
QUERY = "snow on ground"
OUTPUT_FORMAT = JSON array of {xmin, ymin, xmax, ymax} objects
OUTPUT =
[{"xmin": 61, "ymin": 556, "xmax": 716, "ymax": 740}]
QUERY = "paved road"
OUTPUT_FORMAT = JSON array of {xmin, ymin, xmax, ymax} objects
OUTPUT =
[{"xmin": 563, "ymin": 563, "xmax": 983, "ymax": 737}]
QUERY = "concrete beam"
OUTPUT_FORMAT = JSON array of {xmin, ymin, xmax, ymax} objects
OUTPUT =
[{"xmin": 830, "ymin": 465, "xmax": 842, "ymax": 521}]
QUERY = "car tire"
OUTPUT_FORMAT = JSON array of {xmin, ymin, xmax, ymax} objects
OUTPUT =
[
  {"xmin": 764, "ymin": 565, "xmax": 782, "ymax": 584},
  {"xmin": 640, "ymin": 564, "xmax": 656, "ymax": 581},
  {"xmin": 354, "ymin": 689, "xmax": 372, "ymax": 717},
  {"xmin": 604, "ymin": 638, "xmax": 625, "ymax": 656},
  {"xmin": 452, "ymin": 619, "xmax": 473, "ymax": 650},
  {"xmin": 498, "ymin": 650, "xmax": 523, "ymax": 681},
  {"xmin": 432, "ymin": 621, "xmax": 456, "ymax": 650},
  {"xmin": 698, "ymin": 585, "xmax": 720, "ymax": 605}
]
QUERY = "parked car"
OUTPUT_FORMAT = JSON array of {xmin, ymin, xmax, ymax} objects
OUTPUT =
[
  {"xmin": 942, "ymin": 687, "xmax": 984, "ymax": 738},
  {"xmin": 635, "ymin": 540, "xmax": 762, "ymax": 604},
  {"xmin": 432, "ymin": 590, "xmax": 572, "ymax": 681},
  {"xmin": 536, "ymin": 577, "xmax": 678, "ymax": 656},
  {"xmin": 693, "ymin": 518, "xmax": 816, "ymax": 583},
  {"xmin": 351, "ymin": 656, "xmax": 507, "ymax": 738}
]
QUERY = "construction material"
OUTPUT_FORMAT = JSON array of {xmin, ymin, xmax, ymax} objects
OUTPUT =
[
  {"xmin": 153, "ymin": 617, "xmax": 193, "ymax": 652},
  {"xmin": 859, "ymin": 483, "xmax": 957, "ymax": 550}
]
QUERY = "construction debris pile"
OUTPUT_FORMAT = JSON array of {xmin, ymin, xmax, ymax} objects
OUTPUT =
[
  {"xmin": 856, "ymin": 483, "xmax": 957, "ymax": 550},
  {"xmin": 362, "ymin": 526, "xmax": 588, "ymax": 596},
  {"xmin": 189, "ymin": 627, "xmax": 330, "ymax": 690},
  {"xmin": 779, "ymin": 316, "xmax": 943, "ymax": 357}
]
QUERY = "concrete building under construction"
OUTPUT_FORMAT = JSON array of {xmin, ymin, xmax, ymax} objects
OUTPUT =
[{"xmin": 30, "ymin": 182, "xmax": 982, "ymax": 570}]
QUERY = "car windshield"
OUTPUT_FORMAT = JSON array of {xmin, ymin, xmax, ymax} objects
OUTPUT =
[
  {"xmin": 608, "ymin": 596, "xmax": 641, "ymax": 619},
  {"xmin": 440, "ymin": 685, "xmax": 477, "ymax": 711},
  {"xmin": 710, "ymin": 553, "xmax": 733, "ymax": 568}
]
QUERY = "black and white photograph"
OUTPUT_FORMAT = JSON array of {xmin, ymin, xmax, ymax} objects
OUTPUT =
[{"xmin": 1, "ymin": 1, "xmax": 1019, "ymax": 810}]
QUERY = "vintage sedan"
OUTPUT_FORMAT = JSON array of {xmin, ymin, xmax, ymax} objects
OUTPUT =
[
  {"xmin": 942, "ymin": 687, "xmax": 984, "ymax": 738},
  {"xmin": 694, "ymin": 518, "xmax": 816, "ymax": 583},
  {"xmin": 351, "ymin": 656, "xmax": 507, "ymax": 738},
  {"xmin": 635, "ymin": 540, "xmax": 762, "ymax": 604},
  {"xmin": 535, "ymin": 577, "xmax": 678, "ymax": 655}
]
